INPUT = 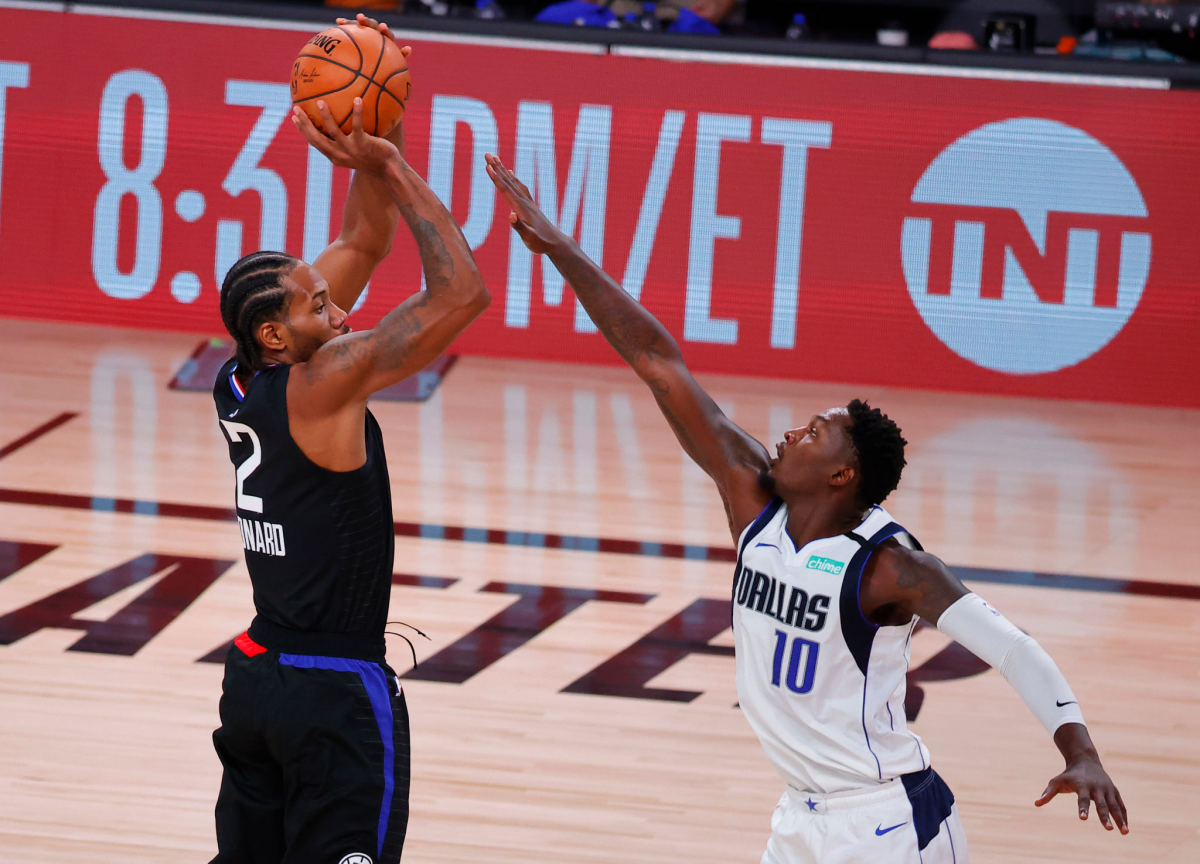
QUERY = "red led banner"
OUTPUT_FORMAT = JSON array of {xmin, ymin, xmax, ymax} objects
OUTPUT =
[{"xmin": 0, "ymin": 7, "xmax": 1197, "ymax": 405}]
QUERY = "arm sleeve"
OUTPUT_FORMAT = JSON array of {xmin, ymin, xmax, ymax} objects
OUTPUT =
[{"xmin": 936, "ymin": 593, "xmax": 1086, "ymax": 735}]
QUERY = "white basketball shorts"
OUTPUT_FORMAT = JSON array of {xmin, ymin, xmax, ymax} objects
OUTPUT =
[{"xmin": 761, "ymin": 768, "xmax": 968, "ymax": 864}]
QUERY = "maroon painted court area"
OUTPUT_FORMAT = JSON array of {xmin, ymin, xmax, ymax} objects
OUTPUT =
[
  {"xmin": 1, "ymin": 484, "xmax": 1197, "ymax": 601},
  {"xmin": 0, "ymin": 412, "xmax": 77, "ymax": 460}
]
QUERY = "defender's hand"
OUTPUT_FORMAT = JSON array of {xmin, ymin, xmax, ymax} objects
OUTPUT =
[
  {"xmin": 485, "ymin": 152, "xmax": 564, "ymax": 255},
  {"xmin": 336, "ymin": 14, "xmax": 411, "ymax": 150},
  {"xmin": 1035, "ymin": 756, "xmax": 1129, "ymax": 834},
  {"xmin": 293, "ymin": 98, "xmax": 399, "ymax": 175}
]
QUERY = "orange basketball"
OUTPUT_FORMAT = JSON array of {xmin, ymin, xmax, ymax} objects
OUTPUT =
[{"xmin": 291, "ymin": 23, "xmax": 411, "ymax": 137}]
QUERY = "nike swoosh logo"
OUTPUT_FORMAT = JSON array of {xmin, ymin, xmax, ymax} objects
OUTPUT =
[
  {"xmin": 875, "ymin": 822, "xmax": 907, "ymax": 836},
  {"xmin": 1056, "ymin": 700, "xmax": 1077, "ymax": 707}
]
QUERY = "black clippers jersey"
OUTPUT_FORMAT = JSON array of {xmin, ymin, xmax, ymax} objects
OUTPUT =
[{"xmin": 214, "ymin": 358, "xmax": 394, "ymax": 652}]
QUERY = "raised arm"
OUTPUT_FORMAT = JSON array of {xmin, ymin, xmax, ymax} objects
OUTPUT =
[
  {"xmin": 861, "ymin": 546, "xmax": 1129, "ymax": 835},
  {"xmin": 289, "ymin": 100, "xmax": 488, "ymax": 414},
  {"xmin": 486, "ymin": 153, "xmax": 771, "ymax": 540},
  {"xmin": 311, "ymin": 16, "xmax": 406, "ymax": 312}
]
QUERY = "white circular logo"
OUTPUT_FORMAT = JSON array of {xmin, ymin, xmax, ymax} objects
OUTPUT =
[
  {"xmin": 338, "ymin": 855, "xmax": 373, "ymax": 864},
  {"xmin": 900, "ymin": 118, "xmax": 1151, "ymax": 374}
]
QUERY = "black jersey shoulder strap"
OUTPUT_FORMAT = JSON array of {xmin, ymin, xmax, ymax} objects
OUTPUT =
[
  {"xmin": 844, "ymin": 530, "xmax": 873, "ymax": 548},
  {"xmin": 844, "ymin": 529, "xmax": 924, "ymax": 552},
  {"xmin": 844, "ymin": 516, "xmax": 923, "ymax": 553}
]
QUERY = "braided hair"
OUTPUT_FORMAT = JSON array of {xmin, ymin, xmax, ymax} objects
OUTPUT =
[
  {"xmin": 844, "ymin": 399, "xmax": 907, "ymax": 509},
  {"xmin": 219, "ymin": 251, "xmax": 300, "ymax": 373}
]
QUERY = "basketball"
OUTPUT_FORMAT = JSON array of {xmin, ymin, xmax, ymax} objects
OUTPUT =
[{"xmin": 291, "ymin": 23, "xmax": 411, "ymax": 137}]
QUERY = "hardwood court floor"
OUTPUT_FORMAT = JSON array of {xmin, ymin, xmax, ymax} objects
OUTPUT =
[{"xmin": 0, "ymin": 318, "xmax": 1197, "ymax": 863}]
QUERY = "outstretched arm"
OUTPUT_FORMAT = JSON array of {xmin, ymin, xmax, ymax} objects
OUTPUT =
[
  {"xmin": 862, "ymin": 547, "xmax": 1129, "ymax": 834},
  {"xmin": 289, "ymin": 99, "xmax": 488, "ymax": 414},
  {"xmin": 486, "ymin": 153, "xmax": 771, "ymax": 540},
  {"xmin": 310, "ymin": 15, "xmax": 407, "ymax": 312}
]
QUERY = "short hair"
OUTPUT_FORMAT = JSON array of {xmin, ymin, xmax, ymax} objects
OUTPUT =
[
  {"xmin": 219, "ymin": 251, "xmax": 300, "ymax": 373},
  {"xmin": 844, "ymin": 399, "xmax": 907, "ymax": 508}
]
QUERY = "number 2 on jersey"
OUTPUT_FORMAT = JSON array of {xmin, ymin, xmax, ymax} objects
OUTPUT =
[
  {"xmin": 220, "ymin": 419, "xmax": 263, "ymax": 514},
  {"xmin": 771, "ymin": 630, "xmax": 819, "ymax": 695}
]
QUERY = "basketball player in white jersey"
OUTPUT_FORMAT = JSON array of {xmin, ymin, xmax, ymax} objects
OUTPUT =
[{"xmin": 486, "ymin": 154, "xmax": 1127, "ymax": 862}]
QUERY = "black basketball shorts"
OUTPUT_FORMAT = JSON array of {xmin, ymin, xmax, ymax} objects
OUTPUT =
[{"xmin": 210, "ymin": 632, "xmax": 410, "ymax": 864}]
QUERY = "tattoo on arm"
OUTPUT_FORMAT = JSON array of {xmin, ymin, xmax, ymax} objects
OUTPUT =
[
  {"xmin": 300, "ymin": 291, "xmax": 431, "ymax": 386},
  {"xmin": 888, "ymin": 548, "xmax": 968, "ymax": 621},
  {"xmin": 605, "ymin": 312, "xmax": 670, "ymax": 368},
  {"xmin": 398, "ymin": 201, "xmax": 456, "ymax": 291},
  {"xmin": 302, "ymin": 333, "xmax": 366, "ymax": 385},
  {"xmin": 297, "ymin": 160, "xmax": 488, "ymax": 399},
  {"xmin": 371, "ymin": 293, "xmax": 429, "ymax": 372}
]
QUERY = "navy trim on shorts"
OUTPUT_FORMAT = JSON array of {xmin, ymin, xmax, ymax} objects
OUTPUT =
[{"xmin": 902, "ymin": 768, "xmax": 955, "ymax": 852}]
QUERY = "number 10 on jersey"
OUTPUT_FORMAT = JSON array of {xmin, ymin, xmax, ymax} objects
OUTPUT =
[{"xmin": 771, "ymin": 630, "xmax": 820, "ymax": 695}]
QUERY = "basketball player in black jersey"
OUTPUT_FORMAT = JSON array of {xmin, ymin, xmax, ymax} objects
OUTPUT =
[
  {"xmin": 485, "ymin": 153, "xmax": 1127, "ymax": 858},
  {"xmin": 209, "ymin": 18, "xmax": 488, "ymax": 864}
]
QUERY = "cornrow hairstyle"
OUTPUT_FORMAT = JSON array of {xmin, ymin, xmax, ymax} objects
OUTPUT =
[
  {"xmin": 219, "ymin": 251, "xmax": 301, "ymax": 374},
  {"xmin": 844, "ymin": 399, "xmax": 907, "ymax": 509}
]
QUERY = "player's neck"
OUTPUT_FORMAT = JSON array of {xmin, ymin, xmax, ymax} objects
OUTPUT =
[
  {"xmin": 259, "ymin": 348, "xmax": 293, "ymax": 368},
  {"xmin": 781, "ymin": 494, "xmax": 869, "ymax": 551}
]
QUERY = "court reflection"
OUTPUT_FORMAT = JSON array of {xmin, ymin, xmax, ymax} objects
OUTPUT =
[
  {"xmin": 90, "ymin": 350, "xmax": 158, "ymax": 507},
  {"xmin": 895, "ymin": 416, "xmax": 1137, "ymax": 574},
  {"xmin": 404, "ymin": 359, "xmax": 1171, "ymax": 584}
]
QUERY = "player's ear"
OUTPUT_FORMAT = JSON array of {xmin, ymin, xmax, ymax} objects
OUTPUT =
[
  {"xmin": 257, "ymin": 319, "xmax": 289, "ymax": 353},
  {"xmin": 830, "ymin": 465, "xmax": 856, "ymax": 488}
]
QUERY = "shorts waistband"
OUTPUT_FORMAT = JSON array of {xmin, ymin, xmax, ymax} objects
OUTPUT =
[
  {"xmin": 786, "ymin": 769, "xmax": 934, "ymax": 814},
  {"xmin": 247, "ymin": 615, "xmax": 385, "ymax": 663}
]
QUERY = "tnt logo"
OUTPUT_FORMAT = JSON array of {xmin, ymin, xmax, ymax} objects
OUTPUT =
[{"xmin": 900, "ymin": 118, "xmax": 1151, "ymax": 374}]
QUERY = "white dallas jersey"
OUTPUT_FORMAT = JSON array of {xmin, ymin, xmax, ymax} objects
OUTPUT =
[{"xmin": 733, "ymin": 500, "xmax": 931, "ymax": 794}]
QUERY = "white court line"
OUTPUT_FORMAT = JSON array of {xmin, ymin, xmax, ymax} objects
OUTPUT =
[
  {"xmin": 0, "ymin": 1, "xmax": 66, "ymax": 11},
  {"xmin": 69, "ymin": 4, "xmax": 324, "ymax": 31},
  {"xmin": 67, "ymin": 4, "xmax": 608, "ymax": 53},
  {"xmin": 611, "ymin": 44, "xmax": 1172, "ymax": 90}
]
